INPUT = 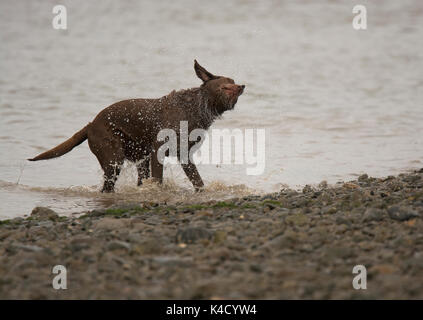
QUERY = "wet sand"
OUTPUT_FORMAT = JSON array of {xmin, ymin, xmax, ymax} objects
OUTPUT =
[{"xmin": 1, "ymin": 170, "xmax": 422, "ymax": 299}]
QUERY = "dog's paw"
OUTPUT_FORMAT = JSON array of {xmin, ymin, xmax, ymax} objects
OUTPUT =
[{"xmin": 195, "ymin": 186, "xmax": 205, "ymax": 193}]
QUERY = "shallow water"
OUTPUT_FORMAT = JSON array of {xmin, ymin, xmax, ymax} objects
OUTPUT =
[{"xmin": 1, "ymin": 0, "xmax": 423, "ymax": 218}]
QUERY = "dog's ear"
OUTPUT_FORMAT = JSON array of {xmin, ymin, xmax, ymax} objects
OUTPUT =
[{"xmin": 194, "ymin": 60, "xmax": 216, "ymax": 82}]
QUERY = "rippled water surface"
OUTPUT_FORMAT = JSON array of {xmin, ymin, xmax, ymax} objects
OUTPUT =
[{"xmin": 1, "ymin": 0, "xmax": 422, "ymax": 218}]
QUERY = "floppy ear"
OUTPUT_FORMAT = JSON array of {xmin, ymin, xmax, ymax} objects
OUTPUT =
[{"xmin": 194, "ymin": 60, "xmax": 216, "ymax": 82}]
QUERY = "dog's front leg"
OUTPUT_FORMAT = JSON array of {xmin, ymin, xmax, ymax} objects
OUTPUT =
[
  {"xmin": 151, "ymin": 148, "xmax": 164, "ymax": 184},
  {"xmin": 137, "ymin": 155, "xmax": 151, "ymax": 186},
  {"xmin": 181, "ymin": 162, "xmax": 204, "ymax": 191}
]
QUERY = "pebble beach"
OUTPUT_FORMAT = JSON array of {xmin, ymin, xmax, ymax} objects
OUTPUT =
[{"xmin": 1, "ymin": 170, "xmax": 422, "ymax": 299}]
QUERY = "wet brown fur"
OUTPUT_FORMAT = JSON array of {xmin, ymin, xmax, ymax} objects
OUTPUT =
[{"xmin": 29, "ymin": 60, "xmax": 245, "ymax": 192}]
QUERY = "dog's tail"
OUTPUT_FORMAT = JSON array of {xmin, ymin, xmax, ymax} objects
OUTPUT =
[{"xmin": 28, "ymin": 124, "xmax": 90, "ymax": 161}]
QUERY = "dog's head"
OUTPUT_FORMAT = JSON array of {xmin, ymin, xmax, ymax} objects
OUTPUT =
[{"xmin": 194, "ymin": 60, "xmax": 245, "ymax": 114}]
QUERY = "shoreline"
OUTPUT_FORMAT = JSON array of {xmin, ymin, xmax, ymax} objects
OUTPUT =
[{"xmin": 0, "ymin": 169, "xmax": 422, "ymax": 299}]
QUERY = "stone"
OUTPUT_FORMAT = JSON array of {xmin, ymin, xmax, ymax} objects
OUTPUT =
[
  {"xmin": 131, "ymin": 239, "xmax": 162, "ymax": 255},
  {"xmin": 362, "ymin": 208, "xmax": 386, "ymax": 222},
  {"xmin": 9, "ymin": 243, "xmax": 44, "ymax": 253},
  {"xmin": 213, "ymin": 230, "xmax": 227, "ymax": 244},
  {"xmin": 152, "ymin": 256, "xmax": 193, "ymax": 267},
  {"xmin": 387, "ymin": 206, "xmax": 419, "ymax": 221},
  {"xmin": 285, "ymin": 213, "xmax": 309, "ymax": 226},
  {"xmin": 175, "ymin": 227, "xmax": 212, "ymax": 244},
  {"xmin": 107, "ymin": 240, "xmax": 131, "ymax": 251},
  {"xmin": 93, "ymin": 217, "xmax": 129, "ymax": 230},
  {"xmin": 358, "ymin": 174, "xmax": 369, "ymax": 182},
  {"xmin": 30, "ymin": 207, "xmax": 59, "ymax": 221}
]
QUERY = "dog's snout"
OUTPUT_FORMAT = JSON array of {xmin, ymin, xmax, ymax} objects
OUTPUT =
[{"xmin": 223, "ymin": 84, "xmax": 245, "ymax": 96}]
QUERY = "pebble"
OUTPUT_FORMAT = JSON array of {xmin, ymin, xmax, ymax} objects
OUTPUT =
[
  {"xmin": 93, "ymin": 217, "xmax": 129, "ymax": 230},
  {"xmin": 387, "ymin": 206, "xmax": 420, "ymax": 221},
  {"xmin": 30, "ymin": 207, "xmax": 59, "ymax": 221},
  {"xmin": 152, "ymin": 256, "xmax": 193, "ymax": 267},
  {"xmin": 8, "ymin": 243, "xmax": 44, "ymax": 252},
  {"xmin": 175, "ymin": 227, "xmax": 213, "ymax": 244},
  {"xmin": 358, "ymin": 174, "xmax": 369, "ymax": 182},
  {"xmin": 362, "ymin": 208, "xmax": 386, "ymax": 222},
  {"xmin": 107, "ymin": 240, "xmax": 131, "ymax": 251}
]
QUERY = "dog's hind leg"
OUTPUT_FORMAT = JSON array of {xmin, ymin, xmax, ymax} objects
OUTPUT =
[
  {"xmin": 88, "ymin": 129, "xmax": 125, "ymax": 193},
  {"xmin": 137, "ymin": 155, "xmax": 150, "ymax": 186},
  {"xmin": 101, "ymin": 160, "xmax": 124, "ymax": 192}
]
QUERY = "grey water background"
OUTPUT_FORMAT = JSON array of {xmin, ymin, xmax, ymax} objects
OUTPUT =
[{"xmin": 0, "ymin": 0, "xmax": 422, "ymax": 218}]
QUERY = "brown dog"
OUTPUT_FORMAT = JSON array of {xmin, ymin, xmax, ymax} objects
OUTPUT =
[{"xmin": 29, "ymin": 60, "xmax": 245, "ymax": 192}]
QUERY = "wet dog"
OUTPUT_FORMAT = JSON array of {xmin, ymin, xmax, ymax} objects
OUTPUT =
[{"xmin": 29, "ymin": 60, "xmax": 245, "ymax": 192}]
